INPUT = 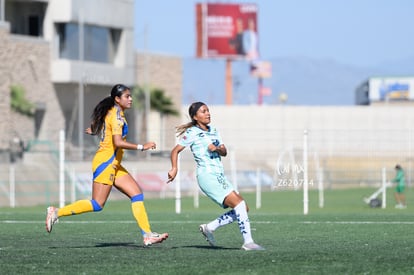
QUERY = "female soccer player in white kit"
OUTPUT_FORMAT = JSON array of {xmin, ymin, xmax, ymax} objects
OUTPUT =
[{"xmin": 167, "ymin": 102, "xmax": 264, "ymax": 251}]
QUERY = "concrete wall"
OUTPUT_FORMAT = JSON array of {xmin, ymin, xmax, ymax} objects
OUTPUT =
[
  {"xmin": 0, "ymin": 23, "xmax": 64, "ymax": 151},
  {"xmin": 170, "ymin": 104, "xmax": 413, "ymax": 187},
  {"xmin": 0, "ymin": 23, "xmax": 11, "ymax": 151},
  {"xmin": 205, "ymin": 104, "xmax": 414, "ymax": 159}
]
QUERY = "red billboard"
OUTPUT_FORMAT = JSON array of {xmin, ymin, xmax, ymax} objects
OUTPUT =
[{"xmin": 196, "ymin": 3, "xmax": 258, "ymax": 60}]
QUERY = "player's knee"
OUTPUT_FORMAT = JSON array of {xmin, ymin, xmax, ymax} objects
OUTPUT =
[
  {"xmin": 131, "ymin": 193, "xmax": 144, "ymax": 202},
  {"xmin": 91, "ymin": 199, "xmax": 103, "ymax": 212}
]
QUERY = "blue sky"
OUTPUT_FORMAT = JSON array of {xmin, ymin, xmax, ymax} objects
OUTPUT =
[{"xmin": 135, "ymin": 0, "xmax": 414, "ymax": 68}]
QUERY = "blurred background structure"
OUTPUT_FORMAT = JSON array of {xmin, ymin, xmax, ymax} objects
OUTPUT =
[{"xmin": 0, "ymin": 0, "xmax": 413, "ymax": 207}]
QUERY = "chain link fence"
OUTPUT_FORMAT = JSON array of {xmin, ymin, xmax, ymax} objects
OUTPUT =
[{"xmin": 0, "ymin": 126, "xmax": 411, "ymax": 207}]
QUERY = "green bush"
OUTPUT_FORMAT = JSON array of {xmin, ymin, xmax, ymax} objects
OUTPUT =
[{"xmin": 10, "ymin": 85, "xmax": 34, "ymax": 117}]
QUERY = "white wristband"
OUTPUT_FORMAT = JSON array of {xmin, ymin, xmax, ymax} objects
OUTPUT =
[{"xmin": 137, "ymin": 144, "xmax": 144, "ymax": 151}]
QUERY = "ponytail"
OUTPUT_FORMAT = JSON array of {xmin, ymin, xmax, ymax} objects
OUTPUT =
[
  {"xmin": 90, "ymin": 96, "xmax": 114, "ymax": 135},
  {"xmin": 89, "ymin": 84, "xmax": 130, "ymax": 135},
  {"xmin": 176, "ymin": 122, "xmax": 194, "ymax": 137}
]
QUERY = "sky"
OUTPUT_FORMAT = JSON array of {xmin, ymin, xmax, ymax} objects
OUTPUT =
[{"xmin": 134, "ymin": 0, "xmax": 414, "ymax": 68}]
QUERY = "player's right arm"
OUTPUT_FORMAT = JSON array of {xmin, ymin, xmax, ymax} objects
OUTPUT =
[{"xmin": 167, "ymin": 144, "xmax": 186, "ymax": 183}]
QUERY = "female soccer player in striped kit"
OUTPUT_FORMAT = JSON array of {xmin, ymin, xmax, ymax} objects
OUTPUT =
[
  {"xmin": 167, "ymin": 102, "xmax": 264, "ymax": 251},
  {"xmin": 46, "ymin": 84, "xmax": 168, "ymax": 246}
]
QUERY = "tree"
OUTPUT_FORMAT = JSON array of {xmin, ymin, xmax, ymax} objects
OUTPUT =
[
  {"xmin": 151, "ymin": 88, "xmax": 179, "ymax": 151},
  {"xmin": 132, "ymin": 85, "xmax": 179, "ymax": 150},
  {"xmin": 150, "ymin": 88, "xmax": 179, "ymax": 117}
]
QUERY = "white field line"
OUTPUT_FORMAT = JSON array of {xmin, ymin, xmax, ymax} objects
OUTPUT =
[
  {"xmin": 1, "ymin": 220, "xmax": 414, "ymax": 225},
  {"xmin": 301, "ymin": 221, "xmax": 414, "ymax": 225}
]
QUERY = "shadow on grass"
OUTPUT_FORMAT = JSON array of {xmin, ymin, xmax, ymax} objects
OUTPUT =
[
  {"xmin": 172, "ymin": 245, "xmax": 238, "ymax": 250},
  {"xmin": 48, "ymin": 242, "xmax": 142, "ymax": 249},
  {"xmin": 95, "ymin": 242, "xmax": 142, "ymax": 248},
  {"xmin": 49, "ymin": 243, "xmax": 238, "ymax": 250}
]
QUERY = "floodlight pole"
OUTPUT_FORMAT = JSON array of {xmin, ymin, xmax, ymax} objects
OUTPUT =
[
  {"xmin": 258, "ymin": 77, "xmax": 263, "ymax": 105},
  {"xmin": 9, "ymin": 163, "xmax": 15, "ymax": 208},
  {"xmin": 256, "ymin": 168, "xmax": 261, "ymax": 209},
  {"xmin": 303, "ymin": 130, "xmax": 309, "ymax": 215},
  {"xmin": 144, "ymin": 24, "xmax": 151, "ymax": 159},
  {"xmin": 318, "ymin": 167, "xmax": 324, "ymax": 208},
  {"xmin": 175, "ymin": 147, "xmax": 181, "ymax": 214},
  {"xmin": 0, "ymin": 0, "xmax": 4, "ymax": 21},
  {"xmin": 381, "ymin": 167, "xmax": 386, "ymax": 209},
  {"xmin": 230, "ymin": 149, "xmax": 238, "ymax": 191},
  {"xmin": 59, "ymin": 129, "xmax": 65, "ymax": 207},
  {"xmin": 78, "ymin": 11, "xmax": 84, "ymax": 160}
]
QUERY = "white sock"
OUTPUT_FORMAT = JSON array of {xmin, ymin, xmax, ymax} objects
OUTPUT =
[
  {"xmin": 207, "ymin": 209, "xmax": 237, "ymax": 231},
  {"xmin": 234, "ymin": 200, "xmax": 254, "ymax": 244}
]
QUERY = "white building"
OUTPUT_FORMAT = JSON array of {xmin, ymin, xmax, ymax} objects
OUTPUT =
[{"xmin": 355, "ymin": 76, "xmax": 414, "ymax": 105}]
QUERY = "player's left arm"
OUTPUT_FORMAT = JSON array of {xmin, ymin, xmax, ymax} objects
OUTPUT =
[
  {"xmin": 113, "ymin": 134, "xmax": 156, "ymax": 151},
  {"xmin": 216, "ymin": 144, "xmax": 227, "ymax": 156}
]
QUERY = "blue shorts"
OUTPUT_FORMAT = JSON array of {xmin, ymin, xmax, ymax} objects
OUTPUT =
[{"xmin": 197, "ymin": 172, "xmax": 234, "ymax": 208}]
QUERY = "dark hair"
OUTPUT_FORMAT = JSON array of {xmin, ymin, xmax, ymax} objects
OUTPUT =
[
  {"xmin": 188, "ymin": 102, "xmax": 205, "ymax": 119},
  {"xmin": 89, "ymin": 84, "xmax": 130, "ymax": 135},
  {"xmin": 176, "ymin": 102, "xmax": 206, "ymax": 136},
  {"xmin": 395, "ymin": 164, "xmax": 402, "ymax": 170}
]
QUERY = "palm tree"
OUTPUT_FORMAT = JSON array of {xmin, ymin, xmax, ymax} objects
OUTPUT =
[
  {"xmin": 132, "ymin": 85, "xmax": 179, "ymax": 150},
  {"xmin": 150, "ymin": 88, "xmax": 179, "ymax": 151},
  {"xmin": 150, "ymin": 88, "xmax": 179, "ymax": 116}
]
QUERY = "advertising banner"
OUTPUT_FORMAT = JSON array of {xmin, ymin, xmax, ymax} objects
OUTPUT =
[
  {"xmin": 250, "ymin": 61, "xmax": 272, "ymax": 78},
  {"xmin": 369, "ymin": 77, "xmax": 414, "ymax": 101},
  {"xmin": 196, "ymin": 3, "xmax": 258, "ymax": 60}
]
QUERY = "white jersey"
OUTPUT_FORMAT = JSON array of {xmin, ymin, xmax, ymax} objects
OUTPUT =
[{"xmin": 178, "ymin": 125, "xmax": 224, "ymax": 175}]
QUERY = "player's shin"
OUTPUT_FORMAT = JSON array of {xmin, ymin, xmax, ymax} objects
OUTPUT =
[
  {"xmin": 207, "ymin": 209, "xmax": 237, "ymax": 231},
  {"xmin": 131, "ymin": 194, "xmax": 151, "ymax": 234},
  {"xmin": 57, "ymin": 199, "xmax": 98, "ymax": 217},
  {"xmin": 234, "ymin": 200, "xmax": 254, "ymax": 244}
]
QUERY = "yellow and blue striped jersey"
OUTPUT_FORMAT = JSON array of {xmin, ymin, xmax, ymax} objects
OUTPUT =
[{"xmin": 93, "ymin": 105, "xmax": 128, "ymax": 179}]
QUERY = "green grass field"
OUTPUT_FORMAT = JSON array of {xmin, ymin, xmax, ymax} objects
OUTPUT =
[{"xmin": 1, "ymin": 188, "xmax": 414, "ymax": 274}]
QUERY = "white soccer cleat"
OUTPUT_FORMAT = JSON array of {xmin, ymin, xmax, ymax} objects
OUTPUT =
[
  {"xmin": 143, "ymin": 232, "xmax": 169, "ymax": 246},
  {"xmin": 199, "ymin": 224, "xmax": 216, "ymax": 246},
  {"xmin": 241, "ymin": 242, "xmax": 265, "ymax": 251},
  {"xmin": 45, "ymin": 206, "xmax": 59, "ymax": 233},
  {"xmin": 395, "ymin": 204, "xmax": 407, "ymax": 209}
]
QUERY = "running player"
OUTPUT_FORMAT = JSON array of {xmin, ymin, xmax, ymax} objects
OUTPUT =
[
  {"xmin": 46, "ymin": 84, "xmax": 168, "ymax": 246},
  {"xmin": 167, "ymin": 102, "xmax": 264, "ymax": 251}
]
